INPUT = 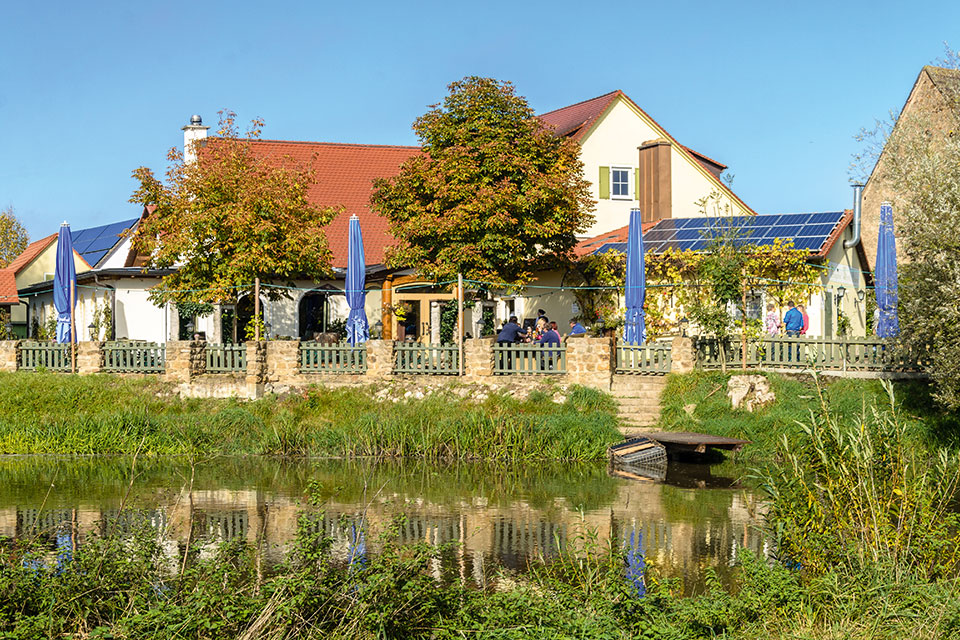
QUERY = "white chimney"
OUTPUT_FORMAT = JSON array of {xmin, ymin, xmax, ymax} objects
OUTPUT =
[{"xmin": 182, "ymin": 114, "xmax": 209, "ymax": 164}]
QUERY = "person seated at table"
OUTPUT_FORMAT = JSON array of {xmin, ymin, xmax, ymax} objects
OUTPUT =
[
  {"xmin": 539, "ymin": 321, "xmax": 562, "ymax": 369},
  {"xmin": 532, "ymin": 316, "xmax": 548, "ymax": 342},
  {"xmin": 496, "ymin": 316, "xmax": 528, "ymax": 344},
  {"xmin": 567, "ymin": 318, "xmax": 586, "ymax": 338}
]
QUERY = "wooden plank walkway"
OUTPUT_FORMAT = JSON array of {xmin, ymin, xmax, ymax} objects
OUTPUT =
[
  {"xmin": 639, "ymin": 431, "xmax": 750, "ymax": 455},
  {"xmin": 614, "ymin": 430, "xmax": 750, "ymax": 456}
]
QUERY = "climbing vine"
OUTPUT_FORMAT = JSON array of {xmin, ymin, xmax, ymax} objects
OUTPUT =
[{"xmin": 568, "ymin": 239, "xmax": 822, "ymax": 341}]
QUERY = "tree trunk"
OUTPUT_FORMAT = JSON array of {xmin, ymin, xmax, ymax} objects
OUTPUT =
[{"xmin": 741, "ymin": 274, "xmax": 748, "ymax": 371}]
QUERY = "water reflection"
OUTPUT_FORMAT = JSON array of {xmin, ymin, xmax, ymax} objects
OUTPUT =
[{"xmin": 0, "ymin": 457, "xmax": 768, "ymax": 594}]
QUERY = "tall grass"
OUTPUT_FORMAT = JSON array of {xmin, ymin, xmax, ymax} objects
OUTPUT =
[
  {"xmin": 657, "ymin": 370, "xmax": 958, "ymax": 460},
  {"xmin": 3, "ymin": 512, "xmax": 960, "ymax": 639},
  {"xmin": 759, "ymin": 381, "xmax": 960, "ymax": 581},
  {"xmin": 0, "ymin": 373, "xmax": 621, "ymax": 460}
]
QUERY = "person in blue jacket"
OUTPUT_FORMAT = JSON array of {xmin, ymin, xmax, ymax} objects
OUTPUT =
[
  {"xmin": 568, "ymin": 319, "xmax": 587, "ymax": 337},
  {"xmin": 496, "ymin": 316, "xmax": 527, "ymax": 369},
  {"xmin": 783, "ymin": 301, "xmax": 803, "ymax": 337}
]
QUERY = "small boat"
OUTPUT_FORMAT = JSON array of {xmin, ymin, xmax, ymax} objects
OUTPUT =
[{"xmin": 608, "ymin": 436, "xmax": 667, "ymax": 467}]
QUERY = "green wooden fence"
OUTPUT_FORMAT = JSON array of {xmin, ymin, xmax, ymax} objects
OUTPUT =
[
  {"xmin": 393, "ymin": 342, "xmax": 459, "ymax": 375},
  {"xmin": 493, "ymin": 343, "xmax": 566, "ymax": 374},
  {"xmin": 695, "ymin": 337, "xmax": 920, "ymax": 372},
  {"xmin": 206, "ymin": 343, "xmax": 247, "ymax": 373},
  {"xmin": 300, "ymin": 342, "xmax": 367, "ymax": 374},
  {"xmin": 103, "ymin": 341, "xmax": 165, "ymax": 373},
  {"xmin": 616, "ymin": 341, "xmax": 672, "ymax": 374},
  {"xmin": 19, "ymin": 342, "xmax": 71, "ymax": 372}
]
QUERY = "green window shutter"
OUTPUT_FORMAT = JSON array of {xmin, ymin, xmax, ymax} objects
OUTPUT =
[
  {"xmin": 634, "ymin": 168, "xmax": 640, "ymax": 200},
  {"xmin": 599, "ymin": 166, "xmax": 610, "ymax": 199}
]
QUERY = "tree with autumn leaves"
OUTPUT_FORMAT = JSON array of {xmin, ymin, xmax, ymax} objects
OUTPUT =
[
  {"xmin": 372, "ymin": 77, "xmax": 594, "ymax": 285},
  {"xmin": 0, "ymin": 206, "xmax": 29, "ymax": 269},
  {"xmin": 129, "ymin": 112, "xmax": 338, "ymax": 310}
]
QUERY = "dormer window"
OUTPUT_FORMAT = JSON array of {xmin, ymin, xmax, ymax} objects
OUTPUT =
[{"xmin": 611, "ymin": 167, "xmax": 632, "ymax": 200}]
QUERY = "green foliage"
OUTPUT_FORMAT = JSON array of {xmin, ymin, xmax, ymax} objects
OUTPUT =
[
  {"xmin": 0, "ymin": 374, "xmax": 620, "ymax": 460},
  {"xmin": 760, "ymin": 382, "xmax": 960, "ymax": 580},
  {"xmin": 0, "ymin": 205, "xmax": 28, "ymax": 269},
  {"xmin": 3, "ymin": 518, "xmax": 959, "ymax": 639},
  {"xmin": 372, "ymin": 77, "xmax": 595, "ymax": 285},
  {"xmin": 130, "ymin": 110, "xmax": 338, "ymax": 305},
  {"xmin": 175, "ymin": 301, "xmax": 214, "ymax": 320},
  {"xmin": 0, "ymin": 310, "xmax": 12, "ymax": 340},
  {"xmin": 90, "ymin": 298, "xmax": 113, "ymax": 341},
  {"xmin": 439, "ymin": 299, "xmax": 457, "ymax": 343}
]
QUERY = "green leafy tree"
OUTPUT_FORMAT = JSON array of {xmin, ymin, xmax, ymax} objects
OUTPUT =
[
  {"xmin": 857, "ymin": 49, "xmax": 960, "ymax": 405},
  {"xmin": 372, "ymin": 77, "xmax": 594, "ymax": 285},
  {"xmin": 0, "ymin": 205, "xmax": 29, "ymax": 268},
  {"xmin": 129, "ymin": 111, "xmax": 338, "ymax": 309}
]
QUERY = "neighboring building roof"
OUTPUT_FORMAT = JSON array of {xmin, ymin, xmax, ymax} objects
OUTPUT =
[
  {"xmin": 5, "ymin": 234, "xmax": 57, "ymax": 274},
  {"xmin": 537, "ymin": 90, "xmax": 754, "ymax": 215},
  {"xmin": 586, "ymin": 211, "xmax": 851, "ymax": 258},
  {"xmin": 924, "ymin": 65, "xmax": 960, "ymax": 103},
  {"xmin": 248, "ymin": 140, "xmax": 420, "ymax": 268},
  {"xmin": 71, "ymin": 218, "xmax": 139, "ymax": 268},
  {"xmin": 0, "ymin": 269, "xmax": 18, "ymax": 305}
]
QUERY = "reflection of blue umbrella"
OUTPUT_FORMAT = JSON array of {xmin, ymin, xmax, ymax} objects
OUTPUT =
[
  {"xmin": 345, "ymin": 215, "xmax": 369, "ymax": 345},
  {"xmin": 875, "ymin": 202, "xmax": 899, "ymax": 337},
  {"xmin": 624, "ymin": 208, "xmax": 646, "ymax": 344},
  {"xmin": 54, "ymin": 222, "xmax": 76, "ymax": 344}
]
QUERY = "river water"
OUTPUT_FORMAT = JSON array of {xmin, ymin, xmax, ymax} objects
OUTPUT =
[{"xmin": 0, "ymin": 456, "xmax": 768, "ymax": 594}]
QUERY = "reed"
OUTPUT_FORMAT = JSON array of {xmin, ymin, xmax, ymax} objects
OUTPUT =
[{"xmin": 0, "ymin": 373, "xmax": 621, "ymax": 461}]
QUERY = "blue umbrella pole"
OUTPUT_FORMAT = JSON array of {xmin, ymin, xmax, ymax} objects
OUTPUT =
[{"xmin": 71, "ymin": 281, "xmax": 76, "ymax": 373}]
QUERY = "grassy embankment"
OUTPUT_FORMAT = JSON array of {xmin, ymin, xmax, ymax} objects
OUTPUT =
[
  {"xmin": 0, "ymin": 372, "xmax": 621, "ymax": 460},
  {"xmin": 657, "ymin": 370, "xmax": 959, "ymax": 460}
]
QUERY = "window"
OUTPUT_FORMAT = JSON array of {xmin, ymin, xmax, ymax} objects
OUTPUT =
[{"xmin": 611, "ymin": 167, "xmax": 631, "ymax": 199}]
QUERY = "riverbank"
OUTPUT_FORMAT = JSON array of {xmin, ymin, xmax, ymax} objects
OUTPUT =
[
  {"xmin": 657, "ymin": 371, "xmax": 959, "ymax": 460},
  {"xmin": 0, "ymin": 373, "xmax": 621, "ymax": 460}
]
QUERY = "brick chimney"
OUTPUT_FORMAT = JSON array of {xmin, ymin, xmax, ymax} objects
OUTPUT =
[
  {"xmin": 637, "ymin": 138, "xmax": 672, "ymax": 223},
  {"xmin": 182, "ymin": 114, "xmax": 209, "ymax": 164}
]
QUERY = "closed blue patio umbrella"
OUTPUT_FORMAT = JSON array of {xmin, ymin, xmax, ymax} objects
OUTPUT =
[
  {"xmin": 345, "ymin": 215, "xmax": 369, "ymax": 345},
  {"xmin": 874, "ymin": 201, "xmax": 899, "ymax": 337},
  {"xmin": 54, "ymin": 222, "xmax": 76, "ymax": 344},
  {"xmin": 624, "ymin": 208, "xmax": 647, "ymax": 344}
]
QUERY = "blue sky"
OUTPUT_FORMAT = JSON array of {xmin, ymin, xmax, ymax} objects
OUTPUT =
[{"xmin": 1, "ymin": 0, "xmax": 957, "ymax": 240}]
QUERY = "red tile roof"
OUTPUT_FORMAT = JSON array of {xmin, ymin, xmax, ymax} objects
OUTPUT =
[
  {"xmin": 5, "ymin": 234, "xmax": 57, "ymax": 274},
  {"xmin": 574, "ymin": 222, "xmax": 659, "ymax": 257},
  {"xmin": 248, "ymin": 140, "xmax": 420, "ymax": 268},
  {"xmin": 0, "ymin": 269, "xmax": 18, "ymax": 305},
  {"xmin": 539, "ymin": 91, "xmax": 621, "ymax": 140}
]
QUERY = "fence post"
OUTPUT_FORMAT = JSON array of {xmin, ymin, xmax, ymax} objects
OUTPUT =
[
  {"xmin": 463, "ymin": 337, "xmax": 494, "ymax": 380},
  {"xmin": 163, "ymin": 341, "xmax": 196, "ymax": 383},
  {"xmin": 76, "ymin": 341, "xmax": 103, "ymax": 374},
  {"xmin": 366, "ymin": 339, "xmax": 394, "ymax": 378},
  {"xmin": 671, "ymin": 337, "xmax": 697, "ymax": 373},
  {"xmin": 0, "ymin": 340, "xmax": 19, "ymax": 372},
  {"xmin": 245, "ymin": 340, "xmax": 266, "ymax": 397}
]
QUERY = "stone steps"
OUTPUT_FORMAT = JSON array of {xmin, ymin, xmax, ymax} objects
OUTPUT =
[{"xmin": 612, "ymin": 375, "xmax": 669, "ymax": 432}]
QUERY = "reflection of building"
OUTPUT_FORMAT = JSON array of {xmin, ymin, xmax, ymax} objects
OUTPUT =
[{"xmin": 0, "ymin": 475, "xmax": 768, "ymax": 591}]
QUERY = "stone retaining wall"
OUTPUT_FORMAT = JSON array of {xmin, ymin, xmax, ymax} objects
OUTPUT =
[{"xmin": 0, "ymin": 337, "xmax": 696, "ymax": 398}]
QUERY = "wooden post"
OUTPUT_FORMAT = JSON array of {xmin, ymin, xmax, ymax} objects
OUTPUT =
[
  {"xmin": 254, "ymin": 277, "xmax": 260, "ymax": 342},
  {"xmin": 70, "ymin": 280, "xmax": 76, "ymax": 373},
  {"xmin": 382, "ymin": 277, "xmax": 393, "ymax": 340},
  {"xmin": 741, "ymin": 269, "xmax": 748, "ymax": 371},
  {"xmin": 457, "ymin": 273, "xmax": 464, "ymax": 376}
]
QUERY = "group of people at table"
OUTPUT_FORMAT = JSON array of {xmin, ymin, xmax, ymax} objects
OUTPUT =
[{"xmin": 496, "ymin": 309, "xmax": 587, "ymax": 347}]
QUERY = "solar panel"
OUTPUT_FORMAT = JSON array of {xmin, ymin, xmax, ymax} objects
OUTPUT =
[
  {"xmin": 625, "ymin": 211, "xmax": 846, "ymax": 256},
  {"xmin": 71, "ymin": 218, "xmax": 138, "ymax": 265}
]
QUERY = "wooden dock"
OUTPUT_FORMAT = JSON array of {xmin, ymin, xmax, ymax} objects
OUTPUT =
[{"xmin": 639, "ymin": 431, "xmax": 750, "ymax": 455}]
